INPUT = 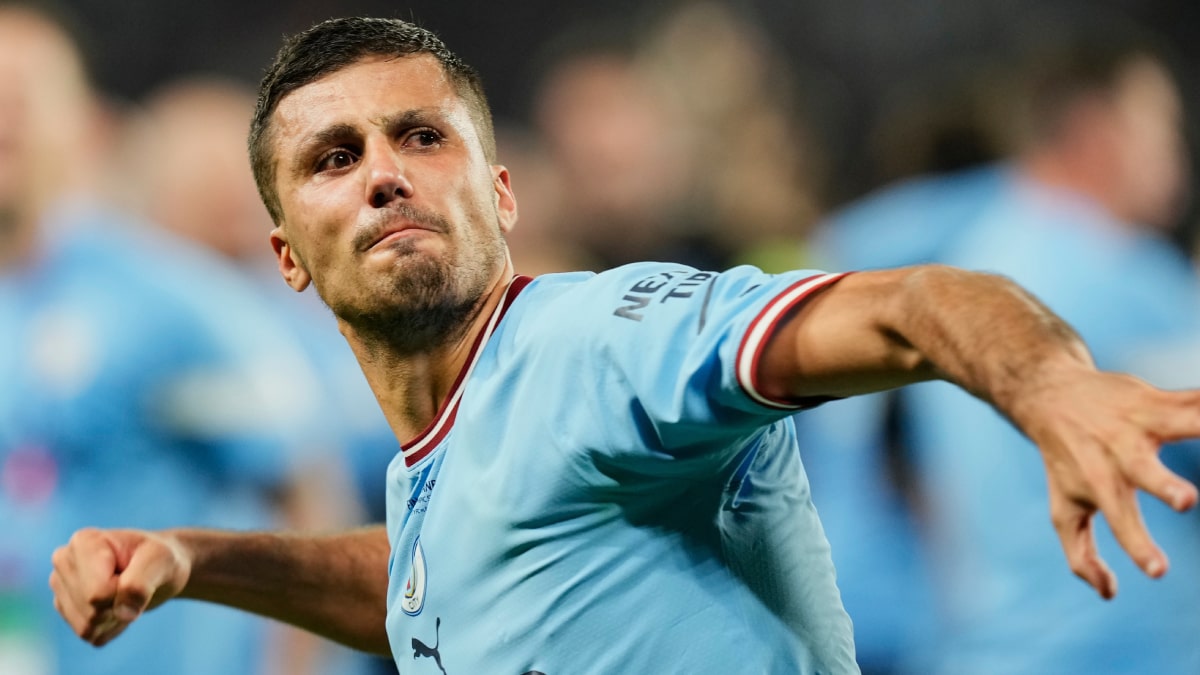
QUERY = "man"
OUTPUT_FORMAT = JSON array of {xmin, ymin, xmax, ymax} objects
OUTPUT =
[
  {"xmin": 0, "ymin": 4, "xmax": 351, "ymax": 674},
  {"xmin": 809, "ymin": 31, "xmax": 1200, "ymax": 673},
  {"xmin": 49, "ymin": 17, "xmax": 1200, "ymax": 674}
]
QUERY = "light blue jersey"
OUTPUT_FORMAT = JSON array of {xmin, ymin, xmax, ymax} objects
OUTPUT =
[{"xmin": 383, "ymin": 264, "xmax": 858, "ymax": 674}]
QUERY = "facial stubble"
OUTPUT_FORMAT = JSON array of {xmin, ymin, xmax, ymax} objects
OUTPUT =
[{"xmin": 317, "ymin": 214, "xmax": 506, "ymax": 357}]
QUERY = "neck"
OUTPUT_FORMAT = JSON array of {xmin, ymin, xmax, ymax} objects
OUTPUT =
[{"xmin": 341, "ymin": 259, "xmax": 516, "ymax": 444}]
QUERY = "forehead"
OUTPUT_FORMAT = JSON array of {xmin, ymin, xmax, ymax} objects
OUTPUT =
[{"xmin": 271, "ymin": 54, "xmax": 470, "ymax": 148}]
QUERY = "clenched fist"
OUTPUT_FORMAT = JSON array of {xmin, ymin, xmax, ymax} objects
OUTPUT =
[{"xmin": 49, "ymin": 528, "xmax": 192, "ymax": 646}]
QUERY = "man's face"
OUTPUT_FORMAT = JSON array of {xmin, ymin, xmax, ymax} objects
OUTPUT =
[
  {"xmin": 268, "ymin": 54, "xmax": 516, "ymax": 346},
  {"xmin": 1109, "ymin": 58, "xmax": 1188, "ymax": 229},
  {"xmin": 0, "ymin": 11, "xmax": 89, "ymax": 232}
]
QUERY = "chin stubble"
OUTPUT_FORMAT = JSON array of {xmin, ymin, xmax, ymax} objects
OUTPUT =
[
  {"xmin": 321, "ymin": 207, "xmax": 506, "ymax": 357},
  {"xmin": 330, "ymin": 251, "xmax": 493, "ymax": 357}
]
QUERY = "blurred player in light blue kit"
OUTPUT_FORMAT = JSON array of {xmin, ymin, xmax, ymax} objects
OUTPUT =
[
  {"xmin": 905, "ymin": 34, "xmax": 1200, "ymax": 674},
  {"xmin": 0, "ymin": 3, "xmax": 354, "ymax": 674},
  {"xmin": 812, "ymin": 26, "xmax": 1200, "ymax": 674},
  {"xmin": 118, "ymin": 75, "xmax": 401, "ymax": 675},
  {"xmin": 43, "ymin": 16, "xmax": 1200, "ymax": 675},
  {"xmin": 120, "ymin": 75, "xmax": 399, "ymax": 545}
]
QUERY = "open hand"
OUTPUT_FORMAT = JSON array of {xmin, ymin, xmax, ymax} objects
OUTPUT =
[
  {"xmin": 49, "ymin": 528, "xmax": 192, "ymax": 646},
  {"xmin": 1012, "ymin": 369, "xmax": 1200, "ymax": 598}
]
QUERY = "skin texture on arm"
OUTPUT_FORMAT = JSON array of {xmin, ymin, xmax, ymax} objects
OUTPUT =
[
  {"xmin": 759, "ymin": 264, "xmax": 1200, "ymax": 599},
  {"xmin": 759, "ymin": 264, "xmax": 1084, "ymax": 399},
  {"xmin": 49, "ymin": 526, "xmax": 392, "ymax": 655}
]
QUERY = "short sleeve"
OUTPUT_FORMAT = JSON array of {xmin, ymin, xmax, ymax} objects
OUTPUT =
[{"xmin": 527, "ymin": 263, "xmax": 847, "ymax": 461}]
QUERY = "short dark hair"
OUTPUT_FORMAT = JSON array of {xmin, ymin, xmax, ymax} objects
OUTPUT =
[{"xmin": 248, "ymin": 16, "xmax": 495, "ymax": 225}]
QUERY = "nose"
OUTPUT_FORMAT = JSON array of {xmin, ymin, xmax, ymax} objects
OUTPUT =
[{"xmin": 365, "ymin": 144, "xmax": 415, "ymax": 208}]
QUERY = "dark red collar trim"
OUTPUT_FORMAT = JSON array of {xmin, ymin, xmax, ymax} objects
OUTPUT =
[{"xmin": 401, "ymin": 275, "xmax": 532, "ymax": 467}]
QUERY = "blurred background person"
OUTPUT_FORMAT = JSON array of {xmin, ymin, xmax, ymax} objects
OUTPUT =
[
  {"xmin": 809, "ymin": 16, "xmax": 1200, "ymax": 674},
  {"xmin": 112, "ymin": 74, "xmax": 400, "ymax": 675},
  {"xmin": 906, "ymin": 29, "xmax": 1200, "ymax": 674},
  {"xmin": 794, "ymin": 58, "xmax": 1013, "ymax": 675},
  {"xmin": 637, "ymin": 0, "xmax": 828, "ymax": 273},
  {"xmin": 529, "ymin": 21, "xmax": 704, "ymax": 270},
  {"xmin": 527, "ymin": 1, "xmax": 826, "ymax": 273},
  {"xmin": 0, "ymin": 3, "xmax": 367, "ymax": 674}
]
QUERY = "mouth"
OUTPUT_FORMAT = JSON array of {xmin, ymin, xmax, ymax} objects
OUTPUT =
[
  {"xmin": 355, "ymin": 206, "xmax": 451, "ymax": 253},
  {"xmin": 368, "ymin": 226, "xmax": 433, "ymax": 251},
  {"xmin": 359, "ymin": 220, "xmax": 438, "ymax": 253}
]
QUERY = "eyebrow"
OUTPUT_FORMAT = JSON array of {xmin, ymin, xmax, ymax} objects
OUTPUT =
[
  {"xmin": 291, "ymin": 122, "xmax": 359, "ymax": 176},
  {"xmin": 289, "ymin": 109, "xmax": 443, "ymax": 176},
  {"xmin": 376, "ymin": 108, "xmax": 440, "ymax": 135}
]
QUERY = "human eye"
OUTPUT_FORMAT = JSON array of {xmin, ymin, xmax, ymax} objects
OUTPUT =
[
  {"xmin": 403, "ymin": 128, "xmax": 443, "ymax": 149},
  {"xmin": 315, "ymin": 148, "xmax": 359, "ymax": 173}
]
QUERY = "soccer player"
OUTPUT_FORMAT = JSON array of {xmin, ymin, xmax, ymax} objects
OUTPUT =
[{"xmin": 49, "ymin": 17, "xmax": 1200, "ymax": 674}]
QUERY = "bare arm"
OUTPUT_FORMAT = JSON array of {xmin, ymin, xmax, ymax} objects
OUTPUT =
[
  {"xmin": 49, "ymin": 526, "xmax": 391, "ymax": 655},
  {"xmin": 759, "ymin": 264, "xmax": 1200, "ymax": 597}
]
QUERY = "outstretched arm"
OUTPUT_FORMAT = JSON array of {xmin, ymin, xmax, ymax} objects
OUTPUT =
[
  {"xmin": 760, "ymin": 264, "xmax": 1200, "ymax": 598},
  {"xmin": 49, "ymin": 526, "xmax": 392, "ymax": 654}
]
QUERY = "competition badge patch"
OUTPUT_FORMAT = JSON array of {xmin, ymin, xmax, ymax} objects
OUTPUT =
[{"xmin": 402, "ymin": 538, "xmax": 427, "ymax": 616}]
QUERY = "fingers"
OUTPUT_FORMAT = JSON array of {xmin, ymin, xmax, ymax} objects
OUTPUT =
[
  {"xmin": 49, "ymin": 528, "xmax": 122, "ymax": 644},
  {"xmin": 1051, "ymin": 499, "xmax": 1117, "ymax": 599},
  {"xmin": 1094, "ymin": 481, "xmax": 1168, "ymax": 580},
  {"xmin": 1151, "ymin": 389, "xmax": 1200, "ymax": 442},
  {"xmin": 113, "ymin": 540, "xmax": 183, "ymax": 620},
  {"xmin": 49, "ymin": 528, "xmax": 180, "ymax": 647},
  {"xmin": 1103, "ymin": 426, "xmax": 1196, "ymax": 578},
  {"xmin": 1033, "ymin": 377, "xmax": 1200, "ymax": 596},
  {"xmin": 1119, "ymin": 450, "xmax": 1198, "ymax": 513}
]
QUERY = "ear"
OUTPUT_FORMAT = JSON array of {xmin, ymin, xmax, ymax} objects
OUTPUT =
[
  {"xmin": 492, "ymin": 165, "xmax": 518, "ymax": 234},
  {"xmin": 270, "ymin": 226, "xmax": 312, "ymax": 292}
]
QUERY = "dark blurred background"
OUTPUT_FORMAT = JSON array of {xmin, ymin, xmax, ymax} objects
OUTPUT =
[
  {"xmin": 62, "ymin": 0, "xmax": 1200, "ymax": 206},
  {"xmin": 8, "ymin": 3, "xmax": 1200, "ymax": 674}
]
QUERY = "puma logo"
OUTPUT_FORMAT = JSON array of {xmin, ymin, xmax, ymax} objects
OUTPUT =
[{"xmin": 412, "ymin": 616, "xmax": 447, "ymax": 674}]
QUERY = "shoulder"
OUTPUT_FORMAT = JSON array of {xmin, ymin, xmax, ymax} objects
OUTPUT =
[
  {"xmin": 505, "ymin": 263, "xmax": 798, "ymax": 336},
  {"xmin": 69, "ymin": 214, "xmax": 254, "ymax": 304},
  {"xmin": 503, "ymin": 263, "xmax": 705, "ymax": 328},
  {"xmin": 816, "ymin": 164, "xmax": 1008, "ymax": 269},
  {"xmin": 67, "ymin": 213, "xmax": 299, "ymax": 356}
]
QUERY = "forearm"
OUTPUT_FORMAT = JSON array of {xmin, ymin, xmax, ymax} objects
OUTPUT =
[
  {"xmin": 885, "ymin": 265, "xmax": 1094, "ymax": 417},
  {"xmin": 762, "ymin": 264, "xmax": 1094, "ymax": 408},
  {"xmin": 758, "ymin": 263, "xmax": 1200, "ymax": 600},
  {"xmin": 172, "ymin": 526, "xmax": 391, "ymax": 655}
]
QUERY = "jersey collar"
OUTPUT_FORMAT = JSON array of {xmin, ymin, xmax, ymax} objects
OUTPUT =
[{"xmin": 400, "ymin": 275, "xmax": 533, "ymax": 467}]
